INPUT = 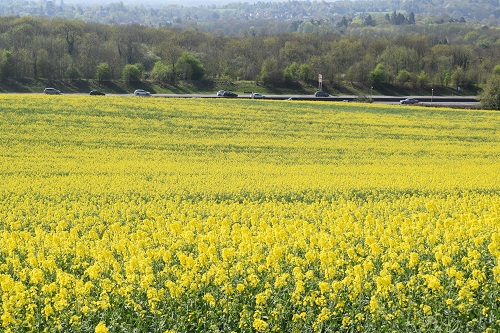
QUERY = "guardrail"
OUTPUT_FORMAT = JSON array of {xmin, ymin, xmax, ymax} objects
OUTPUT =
[{"xmin": 152, "ymin": 94, "xmax": 479, "ymax": 104}]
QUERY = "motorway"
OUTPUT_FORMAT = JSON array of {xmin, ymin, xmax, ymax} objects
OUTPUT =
[{"xmin": 149, "ymin": 93, "xmax": 480, "ymax": 107}]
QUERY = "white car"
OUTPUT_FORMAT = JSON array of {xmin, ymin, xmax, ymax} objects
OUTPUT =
[
  {"xmin": 251, "ymin": 93, "xmax": 266, "ymax": 99},
  {"xmin": 44, "ymin": 88, "xmax": 61, "ymax": 94},
  {"xmin": 217, "ymin": 90, "xmax": 225, "ymax": 96},
  {"xmin": 400, "ymin": 98, "xmax": 419, "ymax": 104},
  {"xmin": 134, "ymin": 89, "xmax": 150, "ymax": 96}
]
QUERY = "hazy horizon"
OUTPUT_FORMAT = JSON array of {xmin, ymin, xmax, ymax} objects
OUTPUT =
[{"xmin": 70, "ymin": 0, "xmax": 294, "ymax": 6}]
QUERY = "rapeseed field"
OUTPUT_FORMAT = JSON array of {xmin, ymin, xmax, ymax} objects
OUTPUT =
[{"xmin": 0, "ymin": 95, "xmax": 499, "ymax": 332}]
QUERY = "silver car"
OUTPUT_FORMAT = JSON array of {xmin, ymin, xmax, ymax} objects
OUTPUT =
[
  {"xmin": 134, "ymin": 89, "xmax": 150, "ymax": 96},
  {"xmin": 251, "ymin": 93, "xmax": 266, "ymax": 99},
  {"xmin": 44, "ymin": 88, "xmax": 61, "ymax": 94},
  {"xmin": 400, "ymin": 98, "xmax": 419, "ymax": 104}
]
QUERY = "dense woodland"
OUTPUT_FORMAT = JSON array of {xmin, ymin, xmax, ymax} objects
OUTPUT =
[{"xmin": 0, "ymin": 14, "xmax": 499, "ymax": 94}]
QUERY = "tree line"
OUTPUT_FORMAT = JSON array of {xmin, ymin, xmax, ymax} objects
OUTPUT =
[{"xmin": 0, "ymin": 16, "xmax": 499, "ymax": 94}]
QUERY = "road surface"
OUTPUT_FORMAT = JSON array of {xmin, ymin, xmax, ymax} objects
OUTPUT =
[{"xmin": 151, "ymin": 93, "xmax": 479, "ymax": 107}]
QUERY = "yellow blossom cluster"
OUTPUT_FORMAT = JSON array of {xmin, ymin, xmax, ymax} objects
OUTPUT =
[{"xmin": 0, "ymin": 95, "xmax": 498, "ymax": 332}]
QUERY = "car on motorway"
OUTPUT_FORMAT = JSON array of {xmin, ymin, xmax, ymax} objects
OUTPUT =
[
  {"xmin": 44, "ymin": 87, "xmax": 61, "ymax": 94},
  {"xmin": 314, "ymin": 90, "xmax": 329, "ymax": 97},
  {"xmin": 217, "ymin": 90, "xmax": 225, "ymax": 96},
  {"xmin": 222, "ymin": 91, "xmax": 238, "ymax": 97},
  {"xmin": 400, "ymin": 98, "xmax": 419, "ymax": 104},
  {"xmin": 251, "ymin": 93, "xmax": 266, "ymax": 99},
  {"xmin": 90, "ymin": 90, "xmax": 105, "ymax": 96},
  {"xmin": 134, "ymin": 89, "xmax": 150, "ymax": 96}
]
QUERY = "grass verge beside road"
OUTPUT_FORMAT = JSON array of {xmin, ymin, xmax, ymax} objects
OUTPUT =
[{"xmin": 0, "ymin": 78, "xmax": 480, "ymax": 97}]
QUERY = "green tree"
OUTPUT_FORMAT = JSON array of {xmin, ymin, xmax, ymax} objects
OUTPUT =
[
  {"xmin": 337, "ymin": 16, "xmax": 349, "ymax": 29},
  {"xmin": 417, "ymin": 71, "xmax": 430, "ymax": 88},
  {"xmin": 298, "ymin": 21, "xmax": 315, "ymax": 34},
  {"xmin": 175, "ymin": 52, "xmax": 205, "ymax": 80},
  {"xmin": 157, "ymin": 42, "xmax": 182, "ymax": 82},
  {"xmin": 442, "ymin": 70, "xmax": 452, "ymax": 87},
  {"xmin": 37, "ymin": 49, "xmax": 52, "ymax": 81},
  {"xmin": 408, "ymin": 12, "xmax": 416, "ymax": 24},
  {"xmin": 479, "ymin": 75, "xmax": 500, "ymax": 110},
  {"xmin": 346, "ymin": 59, "xmax": 373, "ymax": 85},
  {"xmin": 299, "ymin": 63, "xmax": 312, "ymax": 81},
  {"xmin": 151, "ymin": 61, "xmax": 170, "ymax": 82},
  {"xmin": 364, "ymin": 14, "xmax": 376, "ymax": 27},
  {"xmin": 0, "ymin": 50, "xmax": 15, "ymax": 81},
  {"xmin": 122, "ymin": 64, "xmax": 142, "ymax": 83},
  {"xmin": 65, "ymin": 63, "xmax": 81, "ymax": 81},
  {"xmin": 378, "ymin": 45, "xmax": 419, "ymax": 79},
  {"xmin": 451, "ymin": 66, "xmax": 476, "ymax": 88},
  {"xmin": 369, "ymin": 63, "xmax": 387, "ymax": 87},
  {"xmin": 95, "ymin": 62, "xmax": 111, "ymax": 82},
  {"xmin": 281, "ymin": 40, "xmax": 313, "ymax": 64},
  {"xmin": 260, "ymin": 58, "xmax": 282, "ymax": 85},
  {"xmin": 283, "ymin": 62, "xmax": 300, "ymax": 82},
  {"xmin": 395, "ymin": 69, "xmax": 412, "ymax": 87},
  {"xmin": 390, "ymin": 11, "xmax": 407, "ymax": 25}
]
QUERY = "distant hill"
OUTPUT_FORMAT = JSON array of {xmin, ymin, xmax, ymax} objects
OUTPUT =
[{"xmin": 0, "ymin": 0, "xmax": 498, "ymax": 32}]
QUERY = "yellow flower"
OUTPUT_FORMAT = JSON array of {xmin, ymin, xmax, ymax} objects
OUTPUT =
[
  {"xmin": 274, "ymin": 273, "xmax": 290, "ymax": 289},
  {"xmin": 203, "ymin": 293, "xmax": 216, "ymax": 307},
  {"xmin": 69, "ymin": 315, "xmax": 81, "ymax": 326},
  {"xmin": 255, "ymin": 289, "xmax": 272, "ymax": 306},
  {"xmin": 246, "ymin": 274, "xmax": 260, "ymax": 287},
  {"xmin": 43, "ymin": 304, "xmax": 54, "ymax": 320},
  {"xmin": 30, "ymin": 268, "xmax": 44, "ymax": 284},
  {"xmin": 441, "ymin": 254, "xmax": 452, "ymax": 266},
  {"xmin": 313, "ymin": 307, "xmax": 331, "ymax": 331},
  {"xmin": 95, "ymin": 321, "xmax": 108, "ymax": 333},
  {"xmin": 369, "ymin": 296, "xmax": 379, "ymax": 314},
  {"xmin": 421, "ymin": 304, "xmax": 432, "ymax": 316},
  {"xmin": 341, "ymin": 316, "xmax": 351, "ymax": 328},
  {"xmin": 425, "ymin": 274, "xmax": 441, "ymax": 291},
  {"xmin": 408, "ymin": 252, "xmax": 419, "ymax": 268},
  {"xmin": 252, "ymin": 318, "xmax": 268, "ymax": 332},
  {"xmin": 375, "ymin": 270, "xmax": 392, "ymax": 295},
  {"xmin": 1, "ymin": 311, "xmax": 14, "ymax": 326},
  {"xmin": 317, "ymin": 307, "xmax": 330, "ymax": 322},
  {"xmin": 292, "ymin": 312, "xmax": 307, "ymax": 322},
  {"xmin": 491, "ymin": 265, "xmax": 500, "ymax": 283},
  {"xmin": 318, "ymin": 281, "xmax": 329, "ymax": 294}
]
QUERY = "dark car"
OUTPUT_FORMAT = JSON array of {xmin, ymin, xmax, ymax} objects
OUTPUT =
[
  {"xmin": 314, "ymin": 91, "xmax": 329, "ymax": 97},
  {"xmin": 90, "ymin": 90, "xmax": 105, "ymax": 96},
  {"xmin": 223, "ymin": 91, "xmax": 238, "ymax": 97}
]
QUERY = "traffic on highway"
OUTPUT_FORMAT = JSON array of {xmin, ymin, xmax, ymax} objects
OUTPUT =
[
  {"xmin": 150, "ymin": 92, "xmax": 480, "ymax": 107},
  {"xmin": 41, "ymin": 87, "xmax": 480, "ymax": 107}
]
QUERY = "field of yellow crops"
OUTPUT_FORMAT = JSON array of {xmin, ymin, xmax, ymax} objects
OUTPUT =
[{"xmin": 0, "ymin": 94, "xmax": 499, "ymax": 332}]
